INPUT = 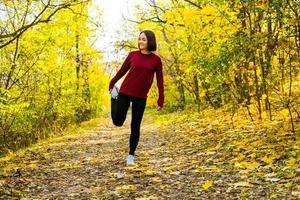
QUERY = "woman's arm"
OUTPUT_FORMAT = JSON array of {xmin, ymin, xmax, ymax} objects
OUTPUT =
[
  {"xmin": 109, "ymin": 52, "xmax": 132, "ymax": 91},
  {"xmin": 156, "ymin": 58, "xmax": 164, "ymax": 108}
]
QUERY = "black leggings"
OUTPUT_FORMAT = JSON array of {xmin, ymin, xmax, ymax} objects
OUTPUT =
[{"xmin": 111, "ymin": 92, "xmax": 146, "ymax": 155}]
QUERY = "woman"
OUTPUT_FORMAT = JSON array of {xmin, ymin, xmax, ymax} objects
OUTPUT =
[{"xmin": 109, "ymin": 30, "xmax": 164, "ymax": 165}]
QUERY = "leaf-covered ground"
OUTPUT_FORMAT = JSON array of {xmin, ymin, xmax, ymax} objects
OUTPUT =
[{"xmin": 0, "ymin": 109, "xmax": 300, "ymax": 199}]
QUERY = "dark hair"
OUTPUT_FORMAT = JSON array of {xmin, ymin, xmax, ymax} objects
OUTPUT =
[{"xmin": 139, "ymin": 30, "xmax": 157, "ymax": 51}]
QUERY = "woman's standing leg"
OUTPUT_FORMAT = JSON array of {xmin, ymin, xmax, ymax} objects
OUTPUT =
[
  {"xmin": 111, "ymin": 93, "xmax": 130, "ymax": 126},
  {"xmin": 129, "ymin": 96, "xmax": 146, "ymax": 155}
]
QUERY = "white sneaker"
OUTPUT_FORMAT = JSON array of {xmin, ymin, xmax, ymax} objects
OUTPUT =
[
  {"xmin": 127, "ymin": 155, "xmax": 134, "ymax": 165},
  {"xmin": 111, "ymin": 85, "xmax": 119, "ymax": 99}
]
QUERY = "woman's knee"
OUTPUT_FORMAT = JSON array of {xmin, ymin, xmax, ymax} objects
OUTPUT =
[{"xmin": 113, "ymin": 119, "xmax": 124, "ymax": 127}]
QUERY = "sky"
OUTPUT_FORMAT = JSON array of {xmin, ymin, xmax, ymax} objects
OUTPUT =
[{"xmin": 92, "ymin": 0, "xmax": 142, "ymax": 62}]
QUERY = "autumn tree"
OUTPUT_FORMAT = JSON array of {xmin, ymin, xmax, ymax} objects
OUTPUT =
[{"xmin": 0, "ymin": 0, "xmax": 106, "ymax": 155}]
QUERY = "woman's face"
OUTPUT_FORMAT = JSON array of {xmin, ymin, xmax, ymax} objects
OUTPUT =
[{"xmin": 138, "ymin": 32, "xmax": 148, "ymax": 50}]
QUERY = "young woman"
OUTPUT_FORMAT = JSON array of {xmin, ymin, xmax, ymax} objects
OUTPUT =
[{"xmin": 109, "ymin": 30, "xmax": 164, "ymax": 165}]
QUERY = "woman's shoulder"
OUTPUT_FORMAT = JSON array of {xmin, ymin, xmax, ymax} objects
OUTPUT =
[
  {"xmin": 152, "ymin": 53, "xmax": 162, "ymax": 62},
  {"xmin": 130, "ymin": 50, "xmax": 139, "ymax": 53},
  {"xmin": 126, "ymin": 50, "xmax": 138, "ymax": 58},
  {"xmin": 129, "ymin": 50, "xmax": 140, "ymax": 55}
]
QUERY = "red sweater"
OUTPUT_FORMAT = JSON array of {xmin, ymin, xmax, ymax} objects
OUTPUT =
[{"xmin": 109, "ymin": 50, "xmax": 164, "ymax": 107}]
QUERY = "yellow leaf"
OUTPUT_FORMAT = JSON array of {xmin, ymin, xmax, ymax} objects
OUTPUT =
[
  {"xmin": 202, "ymin": 180, "xmax": 213, "ymax": 190},
  {"xmin": 135, "ymin": 196, "xmax": 158, "ymax": 200},
  {"xmin": 265, "ymin": 172, "xmax": 278, "ymax": 178},
  {"xmin": 284, "ymin": 172, "xmax": 296, "ymax": 179},
  {"xmin": 286, "ymin": 157, "xmax": 297, "ymax": 166},
  {"xmin": 248, "ymin": 153, "xmax": 256, "ymax": 159},
  {"xmin": 144, "ymin": 170, "xmax": 157, "ymax": 176},
  {"xmin": 152, "ymin": 177, "xmax": 162, "ymax": 183},
  {"xmin": 261, "ymin": 154, "xmax": 280, "ymax": 164},
  {"xmin": 232, "ymin": 182, "xmax": 253, "ymax": 187},
  {"xmin": 279, "ymin": 179, "xmax": 289, "ymax": 183},
  {"xmin": 261, "ymin": 111, "xmax": 268, "ymax": 120},
  {"xmin": 280, "ymin": 109, "xmax": 289, "ymax": 116},
  {"xmin": 235, "ymin": 161, "xmax": 260, "ymax": 170},
  {"xmin": 200, "ymin": 91, "xmax": 206, "ymax": 97}
]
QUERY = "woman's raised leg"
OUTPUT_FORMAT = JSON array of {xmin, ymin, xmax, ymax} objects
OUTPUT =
[{"xmin": 111, "ymin": 93, "xmax": 130, "ymax": 126}]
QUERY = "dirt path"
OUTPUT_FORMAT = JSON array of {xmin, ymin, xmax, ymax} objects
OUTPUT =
[{"xmin": 0, "ymin": 115, "xmax": 298, "ymax": 199}]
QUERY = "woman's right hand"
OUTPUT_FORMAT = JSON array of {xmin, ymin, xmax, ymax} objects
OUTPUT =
[{"xmin": 157, "ymin": 106, "xmax": 162, "ymax": 111}]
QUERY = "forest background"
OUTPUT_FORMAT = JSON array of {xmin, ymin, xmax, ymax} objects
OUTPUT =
[{"xmin": 0, "ymin": 0, "xmax": 300, "ymax": 165}]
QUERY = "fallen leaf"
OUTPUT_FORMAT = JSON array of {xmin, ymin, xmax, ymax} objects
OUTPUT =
[
  {"xmin": 135, "ymin": 196, "xmax": 158, "ymax": 200},
  {"xmin": 235, "ymin": 161, "xmax": 260, "ymax": 170},
  {"xmin": 232, "ymin": 182, "xmax": 253, "ymax": 187},
  {"xmin": 152, "ymin": 177, "xmax": 162, "ymax": 183},
  {"xmin": 144, "ymin": 170, "xmax": 157, "ymax": 176},
  {"xmin": 202, "ymin": 180, "xmax": 213, "ymax": 190},
  {"xmin": 115, "ymin": 185, "xmax": 137, "ymax": 192}
]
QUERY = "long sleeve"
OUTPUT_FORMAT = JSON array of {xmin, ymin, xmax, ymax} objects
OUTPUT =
[
  {"xmin": 109, "ymin": 52, "xmax": 132, "ymax": 90},
  {"xmin": 156, "ymin": 58, "xmax": 164, "ymax": 107}
]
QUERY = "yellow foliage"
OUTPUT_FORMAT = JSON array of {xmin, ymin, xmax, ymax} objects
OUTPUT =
[
  {"xmin": 279, "ymin": 109, "xmax": 289, "ymax": 117},
  {"xmin": 200, "ymin": 91, "xmax": 206, "ymax": 97}
]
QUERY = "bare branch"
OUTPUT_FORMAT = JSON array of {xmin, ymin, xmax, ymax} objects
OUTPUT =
[
  {"xmin": 145, "ymin": 0, "xmax": 166, "ymax": 13},
  {"xmin": 0, "ymin": 0, "xmax": 90, "ymax": 49},
  {"xmin": 115, "ymin": 41, "xmax": 137, "ymax": 50},
  {"xmin": 183, "ymin": 0, "xmax": 202, "ymax": 9}
]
